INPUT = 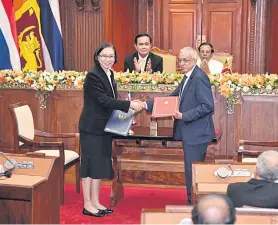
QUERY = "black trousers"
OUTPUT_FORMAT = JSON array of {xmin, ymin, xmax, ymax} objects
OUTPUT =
[{"xmin": 182, "ymin": 141, "xmax": 208, "ymax": 204}]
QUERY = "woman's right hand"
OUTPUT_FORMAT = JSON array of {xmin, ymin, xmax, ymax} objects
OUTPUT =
[{"xmin": 130, "ymin": 100, "xmax": 144, "ymax": 112}]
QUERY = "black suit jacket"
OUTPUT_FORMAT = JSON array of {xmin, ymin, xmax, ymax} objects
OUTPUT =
[
  {"xmin": 227, "ymin": 178, "xmax": 278, "ymax": 208},
  {"xmin": 79, "ymin": 64, "xmax": 130, "ymax": 134},
  {"xmin": 146, "ymin": 66, "xmax": 215, "ymax": 145},
  {"xmin": 124, "ymin": 52, "xmax": 163, "ymax": 73}
]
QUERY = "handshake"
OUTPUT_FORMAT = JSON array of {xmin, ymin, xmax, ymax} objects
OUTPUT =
[{"xmin": 130, "ymin": 100, "xmax": 146, "ymax": 113}]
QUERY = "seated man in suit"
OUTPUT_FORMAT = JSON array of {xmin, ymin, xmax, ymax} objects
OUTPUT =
[
  {"xmin": 124, "ymin": 33, "xmax": 163, "ymax": 73},
  {"xmin": 192, "ymin": 194, "xmax": 236, "ymax": 224},
  {"xmin": 227, "ymin": 150, "xmax": 278, "ymax": 208},
  {"xmin": 197, "ymin": 42, "xmax": 223, "ymax": 74}
]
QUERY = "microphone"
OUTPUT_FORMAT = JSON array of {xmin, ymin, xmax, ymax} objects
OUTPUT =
[{"xmin": 0, "ymin": 152, "xmax": 16, "ymax": 178}]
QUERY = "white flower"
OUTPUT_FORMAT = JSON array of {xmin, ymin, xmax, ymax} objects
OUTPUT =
[
  {"xmin": 266, "ymin": 85, "xmax": 273, "ymax": 90},
  {"xmin": 48, "ymin": 85, "xmax": 55, "ymax": 91},
  {"xmin": 242, "ymin": 86, "xmax": 250, "ymax": 92}
]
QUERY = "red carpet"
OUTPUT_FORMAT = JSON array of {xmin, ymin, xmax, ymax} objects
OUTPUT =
[{"xmin": 60, "ymin": 184, "xmax": 187, "ymax": 224}]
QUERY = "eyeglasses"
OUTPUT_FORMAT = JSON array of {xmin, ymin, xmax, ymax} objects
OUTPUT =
[
  {"xmin": 99, "ymin": 55, "xmax": 115, "ymax": 60},
  {"xmin": 177, "ymin": 58, "xmax": 194, "ymax": 64}
]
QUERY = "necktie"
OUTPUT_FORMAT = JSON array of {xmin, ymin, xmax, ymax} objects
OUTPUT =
[
  {"xmin": 140, "ymin": 59, "xmax": 145, "ymax": 72},
  {"xmin": 179, "ymin": 75, "xmax": 188, "ymax": 98},
  {"xmin": 109, "ymin": 73, "xmax": 116, "ymax": 98}
]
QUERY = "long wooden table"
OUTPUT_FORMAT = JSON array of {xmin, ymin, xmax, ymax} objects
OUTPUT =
[{"xmin": 110, "ymin": 127, "xmax": 221, "ymax": 207}]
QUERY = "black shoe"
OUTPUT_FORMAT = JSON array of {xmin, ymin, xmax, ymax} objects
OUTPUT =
[
  {"xmin": 82, "ymin": 208, "xmax": 105, "ymax": 217},
  {"xmin": 99, "ymin": 208, "xmax": 114, "ymax": 214}
]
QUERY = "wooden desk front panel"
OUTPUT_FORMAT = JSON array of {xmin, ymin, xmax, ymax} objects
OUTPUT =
[
  {"xmin": 0, "ymin": 199, "xmax": 32, "ymax": 224},
  {"xmin": 1, "ymin": 89, "xmax": 278, "ymax": 184}
]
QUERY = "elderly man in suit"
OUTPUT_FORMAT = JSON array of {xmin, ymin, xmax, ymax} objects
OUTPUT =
[
  {"xmin": 143, "ymin": 47, "xmax": 215, "ymax": 204},
  {"xmin": 227, "ymin": 150, "xmax": 278, "ymax": 208},
  {"xmin": 124, "ymin": 33, "xmax": 163, "ymax": 73}
]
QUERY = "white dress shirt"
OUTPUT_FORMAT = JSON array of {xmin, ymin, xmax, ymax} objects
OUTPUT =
[
  {"xmin": 105, "ymin": 69, "xmax": 115, "ymax": 98},
  {"xmin": 180, "ymin": 65, "xmax": 196, "ymax": 98},
  {"xmin": 138, "ymin": 54, "xmax": 149, "ymax": 72},
  {"xmin": 197, "ymin": 58, "xmax": 223, "ymax": 74}
]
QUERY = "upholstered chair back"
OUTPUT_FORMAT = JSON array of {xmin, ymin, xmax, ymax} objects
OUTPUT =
[
  {"xmin": 212, "ymin": 51, "xmax": 233, "ymax": 69},
  {"xmin": 13, "ymin": 105, "xmax": 35, "ymax": 145},
  {"xmin": 151, "ymin": 47, "xmax": 177, "ymax": 73}
]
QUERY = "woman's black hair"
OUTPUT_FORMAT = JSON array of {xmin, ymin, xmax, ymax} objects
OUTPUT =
[{"xmin": 94, "ymin": 42, "xmax": 118, "ymax": 65}]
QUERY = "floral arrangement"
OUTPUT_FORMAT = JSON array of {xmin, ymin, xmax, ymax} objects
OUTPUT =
[
  {"xmin": 114, "ymin": 70, "xmax": 184, "ymax": 85},
  {"xmin": 1, "ymin": 70, "xmax": 278, "ymax": 99},
  {"xmin": 0, "ymin": 70, "xmax": 85, "ymax": 91},
  {"xmin": 207, "ymin": 73, "xmax": 278, "ymax": 98},
  {"xmin": 0, "ymin": 70, "xmax": 183, "ymax": 91}
]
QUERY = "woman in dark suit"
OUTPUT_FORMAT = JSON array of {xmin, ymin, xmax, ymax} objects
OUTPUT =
[{"xmin": 79, "ymin": 43, "xmax": 142, "ymax": 217}]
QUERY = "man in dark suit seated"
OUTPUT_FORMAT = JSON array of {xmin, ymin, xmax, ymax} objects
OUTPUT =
[
  {"xmin": 192, "ymin": 194, "xmax": 236, "ymax": 224},
  {"xmin": 124, "ymin": 33, "xmax": 163, "ymax": 73},
  {"xmin": 227, "ymin": 150, "xmax": 278, "ymax": 208}
]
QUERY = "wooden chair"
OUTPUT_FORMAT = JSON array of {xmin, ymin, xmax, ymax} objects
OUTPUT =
[
  {"xmin": 191, "ymin": 162, "xmax": 256, "ymax": 204},
  {"xmin": 141, "ymin": 206, "xmax": 278, "ymax": 224},
  {"xmin": 150, "ymin": 47, "xmax": 177, "ymax": 73},
  {"xmin": 8, "ymin": 102, "xmax": 80, "ymax": 205},
  {"xmin": 237, "ymin": 140, "xmax": 278, "ymax": 163}
]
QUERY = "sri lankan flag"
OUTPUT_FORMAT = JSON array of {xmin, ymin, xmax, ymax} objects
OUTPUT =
[
  {"xmin": 14, "ymin": 0, "xmax": 45, "ymax": 71},
  {"xmin": 221, "ymin": 58, "xmax": 232, "ymax": 74}
]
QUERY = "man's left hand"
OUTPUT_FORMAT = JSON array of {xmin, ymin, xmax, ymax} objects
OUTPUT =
[{"xmin": 174, "ymin": 111, "xmax": 182, "ymax": 120}]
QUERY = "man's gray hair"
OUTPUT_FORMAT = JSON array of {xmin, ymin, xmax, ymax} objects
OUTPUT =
[
  {"xmin": 257, "ymin": 150, "xmax": 278, "ymax": 181},
  {"xmin": 180, "ymin": 47, "xmax": 198, "ymax": 60}
]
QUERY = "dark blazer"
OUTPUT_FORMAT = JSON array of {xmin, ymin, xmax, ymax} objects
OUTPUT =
[
  {"xmin": 124, "ymin": 52, "xmax": 163, "ymax": 73},
  {"xmin": 79, "ymin": 64, "xmax": 130, "ymax": 135},
  {"xmin": 146, "ymin": 66, "xmax": 215, "ymax": 145},
  {"xmin": 227, "ymin": 178, "xmax": 278, "ymax": 208}
]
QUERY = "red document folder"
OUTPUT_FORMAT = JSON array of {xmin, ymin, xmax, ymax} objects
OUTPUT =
[{"xmin": 152, "ymin": 96, "xmax": 180, "ymax": 118}]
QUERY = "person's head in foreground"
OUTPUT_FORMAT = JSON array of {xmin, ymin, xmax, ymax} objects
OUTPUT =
[
  {"xmin": 256, "ymin": 150, "xmax": 278, "ymax": 181},
  {"xmin": 192, "ymin": 194, "xmax": 236, "ymax": 224}
]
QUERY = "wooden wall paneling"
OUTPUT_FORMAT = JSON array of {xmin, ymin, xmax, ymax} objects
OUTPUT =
[
  {"xmin": 237, "ymin": 95, "xmax": 278, "ymax": 151},
  {"xmin": 208, "ymin": 91, "xmax": 222, "ymax": 156},
  {"xmin": 104, "ymin": 0, "xmax": 138, "ymax": 72},
  {"xmin": 248, "ymin": 0, "xmax": 268, "ymax": 74},
  {"xmin": 254, "ymin": 0, "xmax": 267, "ymax": 74},
  {"xmin": 112, "ymin": 0, "xmax": 138, "ymax": 72},
  {"xmin": 203, "ymin": 0, "xmax": 243, "ymax": 72},
  {"xmin": 60, "ymin": 0, "xmax": 104, "ymax": 72},
  {"xmin": 59, "ymin": 0, "xmax": 75, "ymax": 70},
  {"xmin": 74, "ymin": 9, "xmax": 104, "ymax": 72},
  {"xmin": 138, "ymin": 0, "xmax": 149, "ymax": 33},
  {"xmin": 104, "ymin": 0, "xmax": 113, "ymax": 42},
  {"xmin": 0, "ymin": 92, "xmax": 5, "ymax": 150},
  {"xmin": 162, "ymin": 1, "xmax": 200, "ymax": 54},
  {"xmin": 152, "ymin": 0, "xmax": 163, "ymax": 48},
  {"xmin": 240, "ymin": 0, "xmax": 250, "ymax": 73},
  {"xmin": 266, "ymin": 0, "xmax": 278, "ymax": 73}
]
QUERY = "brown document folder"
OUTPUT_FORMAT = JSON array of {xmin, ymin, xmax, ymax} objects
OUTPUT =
[{"xmin": 152, "ymin": 96, "xmax": 179, "ymax": 118}]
